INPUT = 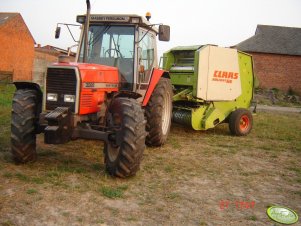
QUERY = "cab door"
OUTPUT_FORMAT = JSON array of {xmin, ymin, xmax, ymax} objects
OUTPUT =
[{"xmin": 136, "ymin": 28, "xmax": 157, "ymax": 98}]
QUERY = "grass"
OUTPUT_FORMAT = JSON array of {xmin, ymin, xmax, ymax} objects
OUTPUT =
[
  {"xmin": 0, "ymin": 220, "xmax": 15, "ymax": 226},
  {"xmin": 2, "ymin": 172, "xmax": 13, "ymax": 178},
  {"xmin": 0, "ymin": 83, "xmax": 301, "ymax": 224},
  {"xmin": 15, "ymin": 172, "xmax": 31, "ymax": 182},
  {"xmin": 0, "ymin": 84, "xmax": 15, "ymax": 151},
  {"xmin": 100, "ymin": 185, "xmax": 128, "ymax": 199},
  {"xmin": 165, "ymin": 192, "xmax": 180, "ymax": 200},
  {"xmin": 26, "ymin": 188, "xmax": 38, "ymax": 194},
  {"xmin": 0, "ymin": 84, "xmax": 15, "ymax": 107},
  {"xmin": 246, "ymin": 215, "xmax": 258, "ymax": 221}
]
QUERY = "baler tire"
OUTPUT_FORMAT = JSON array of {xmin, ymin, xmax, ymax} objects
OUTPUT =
[
  {"xmin": 11, "ymin": 89, "xmax": 38, "ymax": 163},
  {"xmin": 229, "ymin": 108, "xmax": 253, "ymax": 136},
  {"xmin": 104, "ymin": 97, "xmax": 146, "ymax": 178},
  {"xmin": 145, "ymin": 77, "xmax": 173, "ymax": 146}
]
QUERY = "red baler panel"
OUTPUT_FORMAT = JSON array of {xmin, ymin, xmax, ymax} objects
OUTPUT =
[{"xmin": 78, "ymin": 64, "xmax": 119, "ymax": 115}]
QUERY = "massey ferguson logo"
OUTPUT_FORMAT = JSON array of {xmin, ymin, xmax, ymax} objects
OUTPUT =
[{"xmin": 212, "ymin": 70, "xmax": 239, "ymax": 84}]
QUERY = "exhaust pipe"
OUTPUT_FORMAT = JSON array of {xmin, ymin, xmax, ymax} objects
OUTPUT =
[{"xmin": 83, "ymin": 0, "xmax": 91, "ymax": 63}]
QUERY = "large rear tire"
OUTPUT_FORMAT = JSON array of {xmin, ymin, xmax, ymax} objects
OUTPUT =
[
  {"xmin": 229, "ymin": 108, "xmax": 253, "ymax": 136},
  {"xmin": 145, "ymin": 77, "xmax": 173, "ymax": 146},
  {"xmin": 11, "ymin": 89, "xmax": 38, "ymax": 163},
  {"xmin": 104, "ymin": 98, "xmax": 146, "ymax": 178}
]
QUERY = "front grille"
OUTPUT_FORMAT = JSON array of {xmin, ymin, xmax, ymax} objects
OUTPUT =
[{"xmin": 46, "ymin": 67, "xmax": 77, "ymax": 112}]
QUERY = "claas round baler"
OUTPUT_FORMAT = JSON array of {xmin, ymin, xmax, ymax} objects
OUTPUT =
[{"xmin": 163, "ymin": 45, "xmax": 255, "ymax": 135}]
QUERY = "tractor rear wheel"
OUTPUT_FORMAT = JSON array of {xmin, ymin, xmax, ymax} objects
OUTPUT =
[
  {"xmin": 145, "ymin": 77, "xmax": 173, "ymax": 146},
  {"xmin": 229, "ymin": 108, "xmax": 253, "ymax": 136},
  {"xmin": 11, "ymin": 89, "xmax": 38, "ymax": 163},
  {"xmin": 104, "ymin": 97, "xmax": 146, "ymax": 178}
]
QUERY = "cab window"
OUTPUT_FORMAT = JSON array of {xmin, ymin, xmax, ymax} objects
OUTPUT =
[{"xmin": 138, "ymin": 29, "xmax": 156, "ymax": 83}]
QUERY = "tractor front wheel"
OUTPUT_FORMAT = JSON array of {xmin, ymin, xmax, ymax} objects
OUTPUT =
[
  {"xmin": 11, "ymin": 89, "xmax": 38, "ymax": 163},
  {"xmin": 145, "ymin": 77, "xmax": 173, "ymax": 146},
  {"xmin": 104, "ymin": 97, "xmax": 146, "ymax": 178},
  {"xmin": 228, "ymin": 108, "xmax": 253, "ymax": 136}
]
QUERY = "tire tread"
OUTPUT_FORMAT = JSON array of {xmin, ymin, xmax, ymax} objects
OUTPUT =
[
  {"xmin": 11, "ymin": 89, "xmax": 37, "ymax": 163},
  {"xmin": 105, "ymin": 98, "xmax": 146, "ymax": 178},
  {"xmin": 145, "ymin": 77, "xmax": 173, "ymax": 146}
]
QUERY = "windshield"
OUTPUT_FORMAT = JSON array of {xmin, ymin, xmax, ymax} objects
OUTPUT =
[{"xmin": 79, "ymin": 25, "xmax": 135, "ymax": 90}]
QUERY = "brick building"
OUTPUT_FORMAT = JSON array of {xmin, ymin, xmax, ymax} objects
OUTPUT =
[
  {"xmin": 235, "ymin": 25, "xmax": 301, "ymax": 95},
  {"xmin": 0, "ymin": 13, "xmax": 35, "ymax": 82}
]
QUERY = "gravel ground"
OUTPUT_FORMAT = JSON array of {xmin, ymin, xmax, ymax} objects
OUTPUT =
[{"xmin": 252, "ymin": 104, "xmax": 301, "ymax": 113}]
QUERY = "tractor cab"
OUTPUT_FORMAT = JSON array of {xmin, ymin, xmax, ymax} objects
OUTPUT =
[{"xmin": 75, "ymin": 14, "xmax": 170, "ymax": 93}]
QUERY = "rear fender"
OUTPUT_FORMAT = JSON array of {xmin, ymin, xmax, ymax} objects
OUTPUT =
[
  {"xmin": 142, "ymin": 69, "xmax": 169, "ymax": 106},
  {"xmin": 13, "ymin": 81, "xmax": 43, "ymax": 123},
  {"xmin": 14, "ymin": 81, "xmax": 42, "ymax": 94}
]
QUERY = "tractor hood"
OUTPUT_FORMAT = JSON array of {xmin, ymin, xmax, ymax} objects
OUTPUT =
[
  {"xmin": 50, "ymin": 62, "xmax": 119, "ymax": 84},
  {"xmin": 52, "ymin": 62, "xmax": 118, "ymax": 72}
]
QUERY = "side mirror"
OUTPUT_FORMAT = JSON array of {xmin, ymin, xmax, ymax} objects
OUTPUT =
[
  {"xmin": 55, "ymin": 27, "xmax": 61, "ymax": 39},
  {"xmin": 158, "ymin": 25, "xmax": 170, "ymax": 41}
]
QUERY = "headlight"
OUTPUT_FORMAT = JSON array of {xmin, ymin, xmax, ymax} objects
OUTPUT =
[
  {"xmin": 64, "ymin": 95, "xmax": 75, "ymax": 103},
  {"xmin": 76, "ymin": 15, "xmax": 85, "ymax": 24},
  {"xmin": 47, "ymin": 93, "xmax": 58, "ymax": 101},
  {"xmin": 131, "ymin": 17, "xmax": 140, "ymax": 23}
]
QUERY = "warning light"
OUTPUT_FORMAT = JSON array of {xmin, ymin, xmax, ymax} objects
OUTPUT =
[{"xmin": 145, "ymin": 12, "xmax": 151, "ymax": 21}]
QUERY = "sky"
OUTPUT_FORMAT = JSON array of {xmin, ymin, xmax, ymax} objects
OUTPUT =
[{"xmin": 1, "ymin": 0, "xmax": 301, "ymax": 56}]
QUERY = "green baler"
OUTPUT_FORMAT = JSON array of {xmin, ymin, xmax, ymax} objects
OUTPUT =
[{"xmin": 163, "ymin": 45, "xmax": 254, "ymax": 135}]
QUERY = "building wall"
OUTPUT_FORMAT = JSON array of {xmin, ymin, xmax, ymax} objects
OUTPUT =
[
  {"xmin": 33, "ymin": 49, "xmax": 75, "ymax": 86},
  {"xmin": 0, "ymin": 14, "xmax": 35, "ymax": 81},
  {"xmin": 33, "ymin": 49, "xmax": 60, "ymax": 86},
  {"xmin": 251, "ymin": 52, "xmax": 301, "ymax": 95}
]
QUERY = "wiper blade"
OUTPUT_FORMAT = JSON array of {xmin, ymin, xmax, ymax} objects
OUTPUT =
[{"xmin": 89, "ymin": 25, "xmax": 111, "ymax": 46}]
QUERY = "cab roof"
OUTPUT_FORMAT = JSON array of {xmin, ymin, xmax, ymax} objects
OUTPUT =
[{"xmin": 76, "ymin": 14, "xmax": 158, "ymax": 33}]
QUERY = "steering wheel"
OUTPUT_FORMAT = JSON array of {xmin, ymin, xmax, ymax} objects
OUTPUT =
[{"xmin": 104, "ymin": 48, "xmax": 123, "ymax": 58}]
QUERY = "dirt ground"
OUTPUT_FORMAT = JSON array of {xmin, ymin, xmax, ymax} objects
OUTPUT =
[{"xmin": 0, "ymin": 111, "xmax": 301, "ymax": 226}]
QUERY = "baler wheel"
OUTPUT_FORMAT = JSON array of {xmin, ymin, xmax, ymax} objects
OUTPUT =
[
  {"xmin": 11, "ymin": 89, "xmax": 38, "ymax": 163},
  {"xmin": 104, "ymin": 97, "xmax": 146, "ymax": 177},
  {"xmin": 145, "ymin": 77, "xmax": 173, "ymax": 146},
  {"xmin": 229, "ymin": 109, "xmax": 253, "ymax": 136}
]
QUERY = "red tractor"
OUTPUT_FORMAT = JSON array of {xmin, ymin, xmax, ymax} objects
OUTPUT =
[{"xmin": 11, "ymin": 1, "xmax": 172, "ymax": 177}]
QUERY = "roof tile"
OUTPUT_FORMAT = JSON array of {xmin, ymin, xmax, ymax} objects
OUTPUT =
[{"xmin": 235, "ymin": 25, "xmax": 301, "ymax": 56}]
